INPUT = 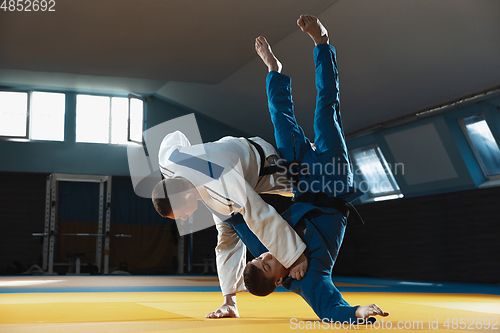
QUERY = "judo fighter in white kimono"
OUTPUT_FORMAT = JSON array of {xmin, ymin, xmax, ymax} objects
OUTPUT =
[
  {"xmin": 151, "ymin": 36, "xmax": 308, "ymax": 322},
  {"xmin": 153, "ymin": 128, "xmax": 308, "ymax": 318}
]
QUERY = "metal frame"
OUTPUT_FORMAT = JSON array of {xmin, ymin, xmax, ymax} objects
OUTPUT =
[
  {"xmin": 41, "ymin": 173, "xmax": 112, "ymax": 274},
  {"xmin": 177, "ymin": 226, "xmax": 184, "ymax": 274},
  {"xmin": 103, "ymin": 175, "xmax": 112, "ymax": 274},
  {"xmin": 176, "ymin": 216, "xmax": 194, "ymax": 274}
]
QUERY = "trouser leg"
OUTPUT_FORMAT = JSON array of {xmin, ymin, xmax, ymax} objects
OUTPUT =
[
  {"xmin": 312, "ymin": 44, "xmax": 352, "ymax": 182},
  {"xmin": 266, "ymin": 71, "xmax": 310, "ymax": 162}
]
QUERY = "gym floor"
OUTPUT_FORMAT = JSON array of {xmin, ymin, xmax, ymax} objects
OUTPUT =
[{"xmin": 1, "ymin": 276, "xmax": 499, "ymax": 332}]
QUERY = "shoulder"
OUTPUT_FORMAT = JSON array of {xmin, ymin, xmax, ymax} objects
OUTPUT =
[
  {"xmin": 160, "ymin": 131, "xmax": 191, "ymax": 149},
  {"xmin": 158, "ymin": 131, "xmax": 191, "ymax": 168}
]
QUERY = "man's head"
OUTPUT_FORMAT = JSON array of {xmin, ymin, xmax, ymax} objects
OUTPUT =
[
  {"xmin": 152, "ymin": 178, "xmax": 199, "ymax": 220},
  {"xmin": 243, "ymin": 252, "xmax": 289, "ymax": 297}
]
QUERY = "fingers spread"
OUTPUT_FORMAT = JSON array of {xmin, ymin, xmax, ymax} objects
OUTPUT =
[{"xmin": 369, "ymin": 304, "xmax": 389, "ymax": 317}]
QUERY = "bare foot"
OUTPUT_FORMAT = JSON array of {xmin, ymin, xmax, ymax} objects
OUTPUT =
[
  {"xmin": 255, "ymin": 36, "xmax": 282, "ymax": 73},
  {"xmin": 297, "ymin": 14, "xmax": 329, "ymax": 46}
]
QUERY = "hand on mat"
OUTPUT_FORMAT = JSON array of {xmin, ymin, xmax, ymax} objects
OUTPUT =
[
  {"xmin": 289, "ymin": 253, "xmax": 308, "ymax": 280},
  {"xmin": 206, "ymin": 303, "xmax": 240, "ymax": 319},
  {"xmin": 355, "ymin": 304, "xmax": 389, "ymax": 319}
]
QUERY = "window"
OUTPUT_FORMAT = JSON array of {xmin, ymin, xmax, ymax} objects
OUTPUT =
[
  {"xmin": 31, "ymin": 92, "xmax": 66, "ymax": 141},
  {"xmin": 129, "ymin": 98, "xmax": 144, "ymax": 143},
  {"xmin": 0, "ymin": 91, "xmax": 28, "ymax": 138},
  {"xmin": 0, "ymin": 91, "xmax": 65, "ymax": 141},
  {"xmin": 76, "ymin": 95, "xmax": 111, "ymax": 143},
  {"xmin": 76, "ymin": 94, "xmax": 144, "ymax": 144},
  {"xmin": 351, "ymin": 145, "xmax": 403, "ymax": 201},
  {"xmin": 110, "ymin": 97, "xmax": 129, "ymax": 144},
  {"xmin": 460, "ymin": 114, "xmax": 500, "ymax": 177}
]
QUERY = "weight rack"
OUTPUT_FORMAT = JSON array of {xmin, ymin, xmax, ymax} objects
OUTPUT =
[{"xmin": 35, "ymin": 173, "xmax": 112, "ymax": 274}]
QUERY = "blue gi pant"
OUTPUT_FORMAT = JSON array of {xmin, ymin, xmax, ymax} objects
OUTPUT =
[
  {"xmin": 266, "ymin": 44, "xmax": 358, "ymax": 200},
  {"xmin": 226, "ymin": 44, "xmax": 359, "ymax": 323}
]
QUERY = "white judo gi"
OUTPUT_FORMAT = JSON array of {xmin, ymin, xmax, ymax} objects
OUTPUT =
[{"xmin": 158, "ymin": 130, "xmax": 306, "ymax": 295}]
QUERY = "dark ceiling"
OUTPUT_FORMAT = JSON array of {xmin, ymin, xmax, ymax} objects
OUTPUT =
[{"xmin": 1, "ymin": 0, "xmax": 499, "ymax": 142}]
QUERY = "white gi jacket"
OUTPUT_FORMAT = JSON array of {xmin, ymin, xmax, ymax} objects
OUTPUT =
[{"xmin": 158, "ymin": 131, "xmax": 306, "ymax": 295}]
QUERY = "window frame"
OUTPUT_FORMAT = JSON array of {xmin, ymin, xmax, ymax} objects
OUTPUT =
[
  {"xmin": 127, "ymin": 94, "xmax": 145, "ymax": 144},
  {"xmin": 75, "ymin": 92, "xmax": 145, "ymax": 145},
  {"xmin": 29, "ymin": 90, "xmax": 67, "ymax": 142},
  {"xmin": 0, "ymin": 90, "xmax": 31, "ymax": 140},
  {"xmin": 459, "ymin": 113, "xmax": 500, "ymax": 180},
  {"xmin": 351, "ymin": 144, "xmax": 403, "ymax": 201},
  {"xmin": 0, "ymin": 90, "xmax": 67, "ymax": 142},
  {"xmin": 1, "ymin": 89, "xmax": 145, "ymax": 145},
  {"xmin": 75, "ymin": 93, "xmax": 113, "ymax": 144}
]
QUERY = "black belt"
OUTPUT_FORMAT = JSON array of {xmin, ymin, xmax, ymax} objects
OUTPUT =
[
  {"xmin": 294, "ymin": 191, "xmax": 365, "ymax": 227},
  {"xmin": 247, "ymin": 139, "xmax": 266, "ymax": 176}
]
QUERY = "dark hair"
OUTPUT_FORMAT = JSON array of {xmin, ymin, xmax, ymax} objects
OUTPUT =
[
  {"xmin": 152, "ymin": 178, "xmax": 191, "ymax": 218},
  {"xmin": 243, "ymin": 261, "xmax": 277, "ymax": 297},
  {"xmin": 152, "ymin": 179, "xmax": 172, "ymax": 217}
]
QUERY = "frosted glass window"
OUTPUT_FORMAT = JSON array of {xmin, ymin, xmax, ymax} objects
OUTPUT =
[
  {"xmin": 0, "ymin": 91, "xmax": 28, "ymax": 137},
  {"xmin": 110, "ymin": 97, "xmax": 129, "ymax": 144},
  {"xmin": 129, "ymin": 98, "xmax": 144, "ymax": 142},
  {"xmin": 352, "ymin": 145, "xmax": 401, "ymax": 196},
  {"xmin": 31, "ymin": 92, "xmax": 66, "ymax": 141},
  {"xmin": 462, "ymin": 115, "xmax": 500, "ymax": 176},
  {"xmin": 76, "ymin": 95, "xmax": 110, "ymax": 143}
]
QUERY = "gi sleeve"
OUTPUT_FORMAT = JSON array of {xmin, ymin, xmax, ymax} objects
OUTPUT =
[
  {"xmin": 158, "ymin": 131, "xmax": 191, "ymax": 170},
  {"xmin": 292, "ymin": 272, "xmax": 358, "ymax": 323},
  {"xmin": 213, "ymin": 214, "xmax": 247, "ymax": 296},
  {"xmin": 236, "ymin": 182, "xmax": 306, "ymax": 269}
]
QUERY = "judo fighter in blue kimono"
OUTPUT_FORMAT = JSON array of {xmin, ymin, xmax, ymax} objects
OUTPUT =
[{"xmin": 208, "ymin": 15, "xmax": 389, "ymax": 322}]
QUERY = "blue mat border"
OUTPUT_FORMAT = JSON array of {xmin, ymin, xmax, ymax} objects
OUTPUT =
[{"xmin": 1, "ymin": 276, "xmax": 499, "ymax": 295}]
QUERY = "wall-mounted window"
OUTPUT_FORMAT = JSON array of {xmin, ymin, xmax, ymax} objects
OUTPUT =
[
  {"xmin": 460, "ymin": 114, "xmax": 500, "ymax": 178},
  {"xmin": 0, "ymin": 91, "xmax": 28, "ymax": 138},
  {"xmin": 76, "ymin": 94, "xmax": 144, "ymax": 144},
  {"xmin": 0, "ymin": 91, "xmax": 65, "ymax": 141},
  {"xmin": 129, "ymin": 98, "xmax": 144, "ymax": 143},
  {"xmin": 31, "ymin": 92, "xmax": 66, "ymax": 141},
  {"xmin": 351, "ymin": 144, "xmax": 403, "ymax": 201}
]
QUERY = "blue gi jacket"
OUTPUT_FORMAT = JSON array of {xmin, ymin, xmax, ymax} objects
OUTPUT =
[{"xmin": 226, "ymin": 203, "xmax": 358, "ymax": 323}]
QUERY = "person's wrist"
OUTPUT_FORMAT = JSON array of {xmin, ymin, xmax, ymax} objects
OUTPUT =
[{"xmin": 290, "ymin": 253, "xmax": 305, "ymax": 268}]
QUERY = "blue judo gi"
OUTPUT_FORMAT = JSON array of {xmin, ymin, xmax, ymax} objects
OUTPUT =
[{"xmin": 226, "ymin": 43, "xmax": 363, "ymax": 322}]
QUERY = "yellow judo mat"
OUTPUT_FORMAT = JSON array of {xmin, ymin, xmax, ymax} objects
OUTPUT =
[{"xmin": 1, "ymin": 276, "xmax": 499, "ymax": 332}]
